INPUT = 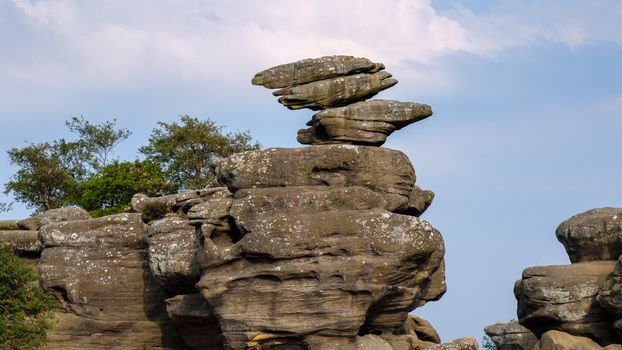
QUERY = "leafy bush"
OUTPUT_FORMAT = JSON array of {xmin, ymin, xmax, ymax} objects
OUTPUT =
[
  {"xmin": 0, "ymin": 243, "xmax": 58, "ymax": 349},
  {"xmin": 77, "ymin": 160, "xmax": 175, "ymax": 217}
]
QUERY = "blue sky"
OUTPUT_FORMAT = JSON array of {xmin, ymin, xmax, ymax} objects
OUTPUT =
[{"xmin": 1, "ymin": 0, "xmax": 621, "ymax": 342}]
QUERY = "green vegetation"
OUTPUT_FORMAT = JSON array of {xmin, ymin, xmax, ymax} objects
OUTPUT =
[
  {"xmin": 140, "ymin": 115, "xmax": 260, "ymax": 190},
  {"xmin": 135, "ymin": 344, "xmax": 154, "ymax": 350},
  {"xmin": 78, "ymin": 160, "xmax": 175, "ymax": 217},
  {"xmin": 0, "ymin": 243, "xmax": 58, "ymax": 349},
  {"xmin": 4, "ymin": 115, "xmax": 260, "ymax": 215}
]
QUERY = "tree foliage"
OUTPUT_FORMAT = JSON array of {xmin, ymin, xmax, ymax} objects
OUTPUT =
[
  {"xmin": 4, "ymin": 115, "xmax": 260, "ymax": 214},
  {"xmin": 0, "ymin": 243, "xmax": 58, "ymax": 349},
  {"xmin": 65, "ymin": 116, "xmax": 131, "ymax": 171},
  {"xmin": 140, "ymin": 115, "xmax": 260, "ymax": 190},
  {"xmin": 4, "ymin": 142, "xmax": 82, "ymax": 213},
  {"xmin": 78, "ymin": 160, "xmax": 175, "ymax": 217},
  {"xmin": 4, "ymin": 118, "xmax": 130, "ymax": 214}
]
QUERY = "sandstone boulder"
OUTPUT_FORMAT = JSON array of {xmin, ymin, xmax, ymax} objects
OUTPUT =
[
  {"xmin": 252, "ymin": 55, "xmax": 383, "ymax": 89},
  {"xmin": 273, "ymin": 71, "xmax": 398, "ymax": 110},
  {"xmin": 0, "ymin": 230, "xmax": 41, "ymax": 252},
  {"xmin": 132, "ymin": 187, "xmax": 231, "ymax": 222},
  {"xmin": 147, "ymin": 216, "xmax": 200, "ymax": 293},
  {"xmin": 39, "ymin": 213, "xmax": 147, "ymax": 248},
  {"xmin": 38, "ymin": 212, "xmax": 185, "ymax": 349},
  {"xmin": 196, "ymin": 209, "xmax": 445, "ymax": 349},
  {"xmin": 515, "ymin": 261, "xmax": 617, "ymax": 344},
  {"xmin": 297, "ymin": 100, "xmax": 432, "ymax": 146},
  {"xmin": 18, "ymin": 207, "xmax": 91, "ymax": 230},
  {"xmin": 556, "ymin": 208, "xmax": 622, "ymax": 263},
  {"xmin": 0, "ymin": 219, "xmax": 18, "ymax": 230},
  {"xmin": 426, "ymin": 337, "xmax": 479, "ymax": 350},
  {"xmin": 533, "ymin": 330, "xmax": 603, "ymax": 350},
  {"xmin": 484, "ymin": 320, "xmax": 538, "ymax": 350},
  {"xmin": 215, "ymin": 145, "xmax": 416, "ymax": 211}
]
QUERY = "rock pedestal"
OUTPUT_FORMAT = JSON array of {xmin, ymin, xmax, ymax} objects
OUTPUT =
[
  {"xmin": 488, "ymin": 207, "xmax": 622, "ymax": 349},
  {"xmin": 0, "ymin": 56, "xmax": 457, "ymax": 350}
]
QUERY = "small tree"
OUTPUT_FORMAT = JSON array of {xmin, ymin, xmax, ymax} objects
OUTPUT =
[
  {"xmin": 65, "ymin": 116, "xmax": 131, "ymax": 171},
  {"xmin": 78, "ymin": 160, "xmax": 175, "ymax": 217},
  {"xmin": 4, "ymin": 142, "xmax": 82, "ymax": 213},
  {"xmin": 0, "ymin": 243, "xmax": 58, "ymax": 349},
  {"xmin": 139, "ymin": 115, "xmax": 260, "ymax": 190},
  {"xmin": 4, "ymin": 117, "xmax": 130, "ymax": 214}
]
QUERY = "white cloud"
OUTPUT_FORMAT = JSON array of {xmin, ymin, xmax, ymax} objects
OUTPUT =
[{"xmin": 4, "ymin": 0, "xmax": 491, "ymax": 88}]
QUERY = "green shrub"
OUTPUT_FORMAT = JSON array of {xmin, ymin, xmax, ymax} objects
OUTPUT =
[
  {"xmin": 135, "ymin": 344, "xmax": 153, "ymax": 350},
  {"xmin": 0, "ymin": 243, "xmax": 58, "ymax": 349}
]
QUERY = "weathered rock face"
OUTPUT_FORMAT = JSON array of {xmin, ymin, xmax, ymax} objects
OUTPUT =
[
  {"xmin": 215, "ymin": 145, "xmax": 417, "ymax": 212},
  {"xmin": 165, "ymin": 293, "xmax": 225, "ymax": 350},
  {"xmin": 297, "ymin": 100, "xmax": 433, "ymax": 146},
  {"xmin": 273, "ymin": 71, "xmax": 398, "ymax": 110},
  {"xmin": 515, "ymin": 261, "xmax": 618, "ymax": 344},
  {"xmin": 147, "ymin": 215, "xmax": 200, "ymax": 294},
  {"xmin": 252, "ymin": 55, "xmax": 383, "ymax": 89},
  {"xmin": 38, "ymin": 213, "xmax": 186, "ymax": 349},
  {"xmin": 0, "ymin": 229, "xmax": 41, "ymax": 252},
  {"xmin": 484, "ymin": 321, "xmax": 538, "ymax": 350},
  {"xmin": 533, "ymin": 330, "xmax": 604, "ymax": 350},
  {"xmin": 556, "ymin": 208, "xmax": 622, "ymax": 263}
]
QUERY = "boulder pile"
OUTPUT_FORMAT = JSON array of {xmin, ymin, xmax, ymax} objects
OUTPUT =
[
  {"xmin": 485, "ymin": 207, "xmax": 622, "ymax": 350},
  {"xmin": 0, "ymin": 55, "xmax": 476, "ymax": 350}
]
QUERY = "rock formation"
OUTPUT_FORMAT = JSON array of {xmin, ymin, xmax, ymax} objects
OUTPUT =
[
  {"xmin": 0, "ymin": 55, "xmax": 467, "ymax": 350},
  {"xmin": 486, "ymin": 207, "xmax": 622, "ymax": 350},
  {"xmin": 484, "ymin": 321, "xmax": 538, "ymax": 350}
]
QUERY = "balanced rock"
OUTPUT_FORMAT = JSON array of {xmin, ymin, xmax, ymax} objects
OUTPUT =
[
  {"xmin": 515, "ymin": 261, "xmax": 617, "ymax": 344},
  {"xmin": 252, "ymin": 55, "xmax": 384, "ymax": 89},
  {"xmin": 215, "ymin": 145, "xmax": 417, "ymax": 211},
  {"xmin": 556, "ymin": 208, "xmax": 622, "ymax": 263},
  {"xmin": 484, "ymin": 320, "xmax": 538, "ymax": 350},
  {"xmin": 297, "ymin": 99, "xmax": 433, "ymax": 146},
  {"xmin": 273, "ymin": 71, "xmax": 397, "ymax": 110}
]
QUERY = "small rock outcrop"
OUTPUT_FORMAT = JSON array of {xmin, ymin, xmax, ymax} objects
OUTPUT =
[
  {"xmin": 484, "ymin": 321, "xmax": 538, "ymax": 350},
  {"xmin": 488, "ymin": 207, "xmax": 622, "ymax": 349}
]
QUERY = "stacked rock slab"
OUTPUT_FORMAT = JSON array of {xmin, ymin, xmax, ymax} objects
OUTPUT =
[
  {"xmin": 489, "ymin": 207, "xmax": 622, "ymax": 349},
  {"xmin": 162, "ymin": 55, "xmax": 447, "ymax": 350}
]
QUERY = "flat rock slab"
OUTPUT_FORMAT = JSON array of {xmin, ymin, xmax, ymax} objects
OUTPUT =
[
  {"xmin": 273, "ymin": 71, "xmax": 398, "ymax": 110},
  {"xmin": 0, "ymin": 229, "xmax": 41, "ymax": 252},
  {"xmin": 298, "ymin": 99, "xmax": 433, "ymax": 146},
  {"xmin": 215, "ymin": 145, "xmax": 416, "ymax": 211},
  {"xmin": 18, "ymin": 207, "xmax": 91, "ymax": 231},
  {"xmin": 252, "ymin": 55, "xmax": 383, "ymax": 89},
  {"xmin": 515, "ymin": 261, "xmax": 618, "ymax": 344},
  {"xmin": 484, "ymin": 320, "xmax": 538, "ymax": 350},
  {"xmin": 556, "ymin": 207, "xmax": 622, "ymax": 262},
  {"xmin": 39, "ymin": 213, "xmax": 147, "ymax": 248}
]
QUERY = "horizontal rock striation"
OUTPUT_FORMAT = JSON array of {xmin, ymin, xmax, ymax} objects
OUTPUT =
[{"xmin": 298, "ymin": 100, "xmax": 433, "ymax": 146}]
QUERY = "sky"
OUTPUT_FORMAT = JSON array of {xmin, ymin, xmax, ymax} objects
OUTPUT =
[{"xmin": 1, "ymin": 0, "xmax": 622, "ymax": 342}]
